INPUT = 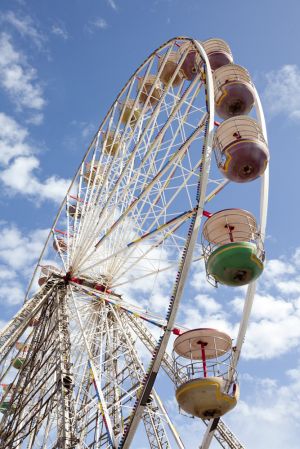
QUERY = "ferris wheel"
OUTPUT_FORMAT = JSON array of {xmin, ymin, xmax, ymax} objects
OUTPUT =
[{"xmin": 0, "ymin": 37, "xmax": 269, "ymax": 449}]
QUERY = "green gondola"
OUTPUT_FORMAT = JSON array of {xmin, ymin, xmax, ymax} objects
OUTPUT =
[
  {"xmin": 0, "ymin": 401, "xmax": 14, "ymax": 414},
  {"xmin": 207, "ymin": 241, "xmax": 263, "ymax": 286},
  {"xmin": 13, "ymin": 357, "xmax": 25, "ymax": 370}
]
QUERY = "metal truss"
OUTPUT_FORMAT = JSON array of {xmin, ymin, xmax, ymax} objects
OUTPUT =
[{"xmin": 0, "ymin": 280, "xmax": 245, "ymax": 449}]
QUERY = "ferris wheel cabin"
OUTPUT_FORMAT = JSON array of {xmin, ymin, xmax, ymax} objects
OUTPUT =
[
  {"xmin": 0, "ymin": 400, "xmax": 15, "ymax": 415},
  {"xmin": 38, "ymin": 265, "xmax": 61, "ymax": 286},
  {"xmin": 177, "ymin": 38, "xmax": 233, "ymax": 82},
  {"xmin": 102, "ymin": 130, "xmax": 123, "ymax": 156},
  {"xmin": 119, "ymin": 99, "xmax": 142, "ymax": 128},
  {"xmin": 83, "ymin": 162, "xmax": 104, "ymax": 185},
  {"xmin": 213, "ymin": 64, "xmax": 255, "ymax": 119},
  {"xmin": 67, "ymin": 203, "xmax": 82, "ymax": 219},
  {"xmin": 0, "ymin": 385, "xmax": 19, "ymax": 415},
  {"xmin": 177, "ymin": 42, "xmax": 200, "ymax": 80},
  {"xmin": 202, "ymin": 209, "xmax": 264, "ymax": 286},
  {"xmin": 201, "ymin": 38, "xmax": 233, "ymax": 71},
  {"xmin": 214, "ymin": 115, "xmax": 269, "ymax": 182},
  {"xmin": 53, "ymin": 237, "xmax": 67, "ymax": 253},
  {"xmin": 12, "ymin": 342, "xmax": 29, "ymax": 370},
  {"xmin": 158, "ymin": 51, "xmax": 183, "ymax": 86},
  {"xmin": 173, "ymin": 328, "xmax": 238, "ymax": 419},
  {"xmin": 138, "ymin": 75, "xmax": 163, "ymax": 107}
]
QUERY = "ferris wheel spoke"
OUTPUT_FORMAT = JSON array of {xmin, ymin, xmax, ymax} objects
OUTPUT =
[
  {"xmin": 69, "ymin": 284, "xmax": 167, "ymax": 328},
  {"xmin": 111, "ymin": 253, "xmax": 204, "ymax": 291},
  {"xmin": 70, "ymin": 70, "xmax": 204, "ymax": 269},
  {"xmin": 127, "ymin": 142, "xmax": 204, "ymax": 235},
  {"xmin": 77, "ymin": 206, "xmax": 195, "ymax": 277},
  {"xmin": 80, "ymin": 123, "xmax": 204, "ymax": 266},
  {"xmin": 110, "ymin": 230, "xmax": 187, "ymax": 286}
]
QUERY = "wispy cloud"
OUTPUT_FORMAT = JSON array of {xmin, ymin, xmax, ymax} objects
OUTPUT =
[
  {"xmin": 51, "ymin": 23, "xmax": 69, "ymax": 40},
  {"xmin": 263, "ymin": 64, "xmax": 300, "ymax": 121},
  {"xmin": 26, "ymin": 112, "xmax": 44, "ymax": 126},
  {"xmin": 0, "ymin": 11, "xmax": 45, "ymax": 49},
  {"xmin": 93, "ymin": 17, "xmax": 108, "ymax": 29},
  {"xmin": 87, "ymin": 17, "xmax": 108, "ymax": 33},
  {"xmin": 71, "ymin": 120, "xmax": 95, "ymax": 139},
  {"xmin": 106, "ymin": 0, "xmax": 117, "ymax": 10},
  {"xmin": 0, "ymin": 32, "xmax": 45, "ymax": 112}
]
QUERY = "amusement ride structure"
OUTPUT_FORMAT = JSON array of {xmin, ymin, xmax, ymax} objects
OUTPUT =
[{"xmin": 0, "ymin": 37, "xmax": 269, "ymax": 449}]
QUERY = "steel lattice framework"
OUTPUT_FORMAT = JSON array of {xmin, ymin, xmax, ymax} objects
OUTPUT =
[{"xmin": 0, "ymin": 37, "xmax": 268, "ymax": 449}]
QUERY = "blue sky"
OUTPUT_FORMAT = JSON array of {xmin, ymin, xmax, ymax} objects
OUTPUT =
[{"xmin": 0, "ymin": 0, "xmax": 300, "ymax": 448}]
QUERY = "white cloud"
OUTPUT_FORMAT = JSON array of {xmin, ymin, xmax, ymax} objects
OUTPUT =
[
  {"xmin": 195, "ymin": 294, "xmax": 222, "ymax": 314},
  {"xmin": 0, "ymin": 113, "xmax": 70, "ymax": 203},
  {"xmin": 81, "ymin": 123, "xmax": 95, "ymax": 139},
  {"xmin": 254, "ymin": 254, "xmax": 300, "ymax": 296},
  {"xmin": 225, "ymin": 367, "xmax": 300, "ymax": 449},
  {"xmin": 0, "ymin": 225, "xmax": 48, "ymax": 270},
  {"xmin": 0, "ymin": 265, "xmax": 17, "ymax": 281},
  {"xmin": 0, "ymin": 32, "xmax": 45, "ymax": 112},
  {"xmin": 0, "ymin": 224, "xmax": 49, "ymax": 305},
  {"xmin": 229, "ymin": 288, "xmax": 300, "ymax": 360},
  {"xmin": 0, "ymin": 11, "xmax": 45, "ymax": 49},
  {"xmin": 292, "ymin": 247, "xmax": 300, "ymax": 266},
  {"xmin": 190, "ymin": 260, "xmax": 215, "ymax": 293},
  {"xmin": 276, "ymin": 278, "xmax": 300, "ymax": 294},
  {"xmin": 231, "ymin": 293, "xmax": 293, "ymax": 322},
  {"xmin": 182, "ymin": 304, "xmax": 234, "ymax": 336},
  {"xmin": 263, "ymin": 64, "xmax": 300, "ymax": 120},
  {"xmin": 0, "ymin": 112, "xmax": 31, "ymax": 164},
  {"xmin": 0, "ymin": 283, "xmax": 24, "ymax": 305},
  {"xmin": 0, "ymin": 156, "xmax": 70, "ymax": 203},
  {"xmin": 71, "ymin": 120, "xmax": 95, "ymax": 140},
  {"xmin": 263, "ymin": 258, "xmax": 295, "ymax": 279},
  {"xmin": 181, "ymin": 247, "xmax": 300, "ymax": 360},
  {"xmin": 243, "ymin": 315, "xmax": 300, "ymax": 359},
  {"xmin": 51, "ymin": 24, "xmax": 69, "ymax": 40}
]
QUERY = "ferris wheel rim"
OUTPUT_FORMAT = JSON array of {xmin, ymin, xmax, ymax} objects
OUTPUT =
[
  {"xmin": 116, "ymin": 38, "xmax": 216, "ymax": 449},
  {"xmin": 199, "ymin": 72, "xmax": 269, "ymax": 449}
]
